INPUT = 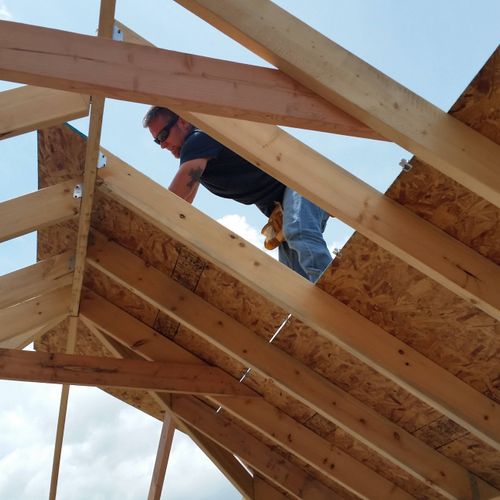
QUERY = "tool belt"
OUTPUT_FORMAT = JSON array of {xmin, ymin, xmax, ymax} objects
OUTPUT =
[{"xmin": 261, "ymin": 202, "xmax": 285, "ymax": 250}]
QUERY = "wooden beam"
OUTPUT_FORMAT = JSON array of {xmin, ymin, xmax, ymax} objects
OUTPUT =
[
  {"xmin": 95, "ymin": 154, "xmax": 500, "ymax": 453},
  {"xmin": 253, "ymin": 476, "xmax": 287, "ymax": 500},
  {"xmin": 81, "ymin": 291, "xmax": 415, "ymax": 499},
  {"xmin": 147, "ymin": 412, "xmax": 176, "ymax": 500},
  {"xmin": 0, "ymin": 86, "xmax": 89, "ymax": 140},
  {"xmin": 0, "ymin": 251, "xmax": 73, "ymax": 309},
  {"xmin": 0, "ymin": 287, "xmax": 70, "ymax": 343},
  {"xmin": 0, "ymin": 20, "xmax": 383, "ymax": 140},
  {"xmin": 0, "ymin": 179, "xmax": 80, "ymax": 243},
  {"xmin": 171, "ymin": 395, "xmax": 337, "ymax": 500},
  {"xmin": 68, "ymin": 0, "xmax": 116, "ymax": 317},
  {"xmin": 84, "ymin": 233, "xmax": 499, "ymax": 499},
  {"xmin": 182, "ymin": 112, "xmax": 500, "ymax": 322},
  {"xmin": 49, "ymin": 315, "xmax": 77, "ymax": 500},
  {"xmin": 174, "ymin": 0, "xmax": 500, "ymax": 207},
  {"xmin": 0, "ymin": 348, "xmax": 257, "ymax": 397},
  {"xmin": 212, "ymin": 396, "xmax": 413, "ymax": 500}
]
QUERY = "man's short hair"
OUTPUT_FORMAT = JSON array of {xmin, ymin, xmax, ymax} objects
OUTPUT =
[{"xmin": 142, "ymin": 106, "xmax": 177, "ymax": 128}]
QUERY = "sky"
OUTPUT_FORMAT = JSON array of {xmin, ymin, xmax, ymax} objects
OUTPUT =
[{"xmin": 0, "ymin": 1, "xmax": 499, "ymax": 499}]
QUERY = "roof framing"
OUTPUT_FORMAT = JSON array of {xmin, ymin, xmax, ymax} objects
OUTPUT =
[{"xmin": 1, "ymin": 1, "xmax": 499, "ymax": 498}]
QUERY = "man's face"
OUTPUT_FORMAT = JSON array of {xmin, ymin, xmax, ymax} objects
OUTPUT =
[{"xmin": 148, "ymin": 114, "xmax": 184, "ymax": 159}]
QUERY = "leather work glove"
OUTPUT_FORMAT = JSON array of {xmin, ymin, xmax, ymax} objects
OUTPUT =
[{"xmin": 261, "ymin": 202, "xmax": 285, "ymax": 250}]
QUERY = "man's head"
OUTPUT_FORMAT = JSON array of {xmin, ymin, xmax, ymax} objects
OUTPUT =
[{"xmin": 143, "ymin": 106, "xmax": 192, "ymax": 158}]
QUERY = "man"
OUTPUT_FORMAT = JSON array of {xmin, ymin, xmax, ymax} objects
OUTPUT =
[{"xmin": 143, "ymin": 106, "xmax": 332, "ymax": 282}]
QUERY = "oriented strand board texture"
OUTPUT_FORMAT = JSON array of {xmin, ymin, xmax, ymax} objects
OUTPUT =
[{"xmin": 35, "ymin": 47, "xmax": 500, "ymax": 497}]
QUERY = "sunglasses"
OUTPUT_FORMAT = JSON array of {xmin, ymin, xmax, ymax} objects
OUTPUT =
[{"xmin": 154, "ymin": 115, "xmax": 179, "ymax": 144}]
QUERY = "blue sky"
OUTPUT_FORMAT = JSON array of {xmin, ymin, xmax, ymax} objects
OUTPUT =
[{"xmin": 0, "ymin": 1, "xmax": 499, "ymax": 499}]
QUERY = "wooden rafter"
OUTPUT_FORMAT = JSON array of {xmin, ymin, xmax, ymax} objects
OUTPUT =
[
  {"xmin": 0, "ymin": 179, "xmax": 80, "ymax": 243},
  {"xmin": 171, "ymin": 395, "xmax": 338, "ymax": 500},
  {"xmin": 0, "ymin": 86, "xmax": 89, "ymax": 140},
  {"xmin": 68, "ymin": 0, "xmax": 116, "ymax": 316},
  {"xmin": 0, "ymin": 348, "xmax": 257, "ymax": 397},
  {"xmin": 174, "ymin": 0, "xmax": 500, "ymax": 208},
  {"xmin": 0, "ymin": 21, "xmax": 383, "ymax": 140},
  {"xmin": 0, "ymin": 287, "xmax": 71, "ymax": 344},
  {"xmin": 95, "ymin": 153, "xmax": 500, "ymax": 454},
  {"xmin": 80, "ymin": 283, "xmax": 499, "ymax": 499},
  {"xmin": 0, "ymin": 251, "xmax": 73, "ymax": 309}
]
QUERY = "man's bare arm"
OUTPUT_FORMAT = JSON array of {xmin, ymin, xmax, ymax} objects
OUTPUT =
[{"xmin": 169, "ymin": 158, "xmax": 208, "ymax": 203}]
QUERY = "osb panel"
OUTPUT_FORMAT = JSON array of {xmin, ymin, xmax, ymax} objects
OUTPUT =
[
  {"xmin": 83, "ymin": 267, "xmax": 159, "ymax": 328},
  {"xmin": 195, "ymin": 262, "xmax": 287, "ymax": 340},
  {"xmin": 91, "ymin": 192, "xmax": 180, "ymax": 277},
  {"xmin": 37, "ymin": 220, "xmax": 78, "ymax": 261},
  {"xmin": 414, "ymin": 416, "xmax": 468, "ymax": 449},
  {"xmin": 38, "ymin": 125, "xmax": 86, "ymax": 188}
]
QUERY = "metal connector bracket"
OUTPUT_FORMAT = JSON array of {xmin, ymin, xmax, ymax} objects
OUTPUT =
[
  {"xmin": 112, "ymin": 25, "xmax": 124, "ymax": 41},
  {"xmin": 97, "ymin": 151, "xmax": 107, "ymax": 169},
  {"xmin": 399, "ymin": 159, "xmax": 413, "ymax": 172},
  {"xmin": 73, "ymin": 184, "xmax": 83, "ymax": 199}
]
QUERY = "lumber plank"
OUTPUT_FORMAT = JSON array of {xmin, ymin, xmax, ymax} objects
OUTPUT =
[
  {"xmin": 147, "ymin": 412, "xmax": 175, "ymax": 500},
  {"xmin": 253, "ymin": 476, "xmax": 287, "ymax": 500},
  {"xmin": 95, "ymin": 152, "xmax": 500, "ymax": 453},
  {"xmin": 0, "ymin": 86, "xmax": 89, "ymax": 140},
  {"xmin": 68, "ymin": 0, "xmax": 116, "ymax": 316},
  {"xmin": 84, "ymin": 238, "xmax": 499, "ymax": 499},
  {"xmin": 174, "ymin": 0, "xmax": 500, "ymax": 207},
  {"xmin": 0, "ymin": 287, "xmax": 71, "ymax": 343},
  {"xmin": 80, "ymin": 291, "xmax": 415, "ymax": 499},
  {"xmin": 0, "ymin": 20, "xmax": 383, "ymax": 140},
  {"xmin": 49, "ymin": 315, "xmax": 77, "ymax": 500},
  {"xmin": 171, "ymin": 395, "xmax": 337, "ymax": 500},
  {"xmin": 0, "ymin": 348, "xmax": 257, "ymax": 397},
  {"xmin": 0, "ymin": 251, "xmax": 74, "ymax": 309},
  {"xmin": 0, "ymin": 179, "xmax": 80, "ymax": 243}
]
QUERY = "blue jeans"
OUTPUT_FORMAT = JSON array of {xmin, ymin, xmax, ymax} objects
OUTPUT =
[{"xmin": 278, "ymin": 188, "xmax": 332, "ymax": 282}]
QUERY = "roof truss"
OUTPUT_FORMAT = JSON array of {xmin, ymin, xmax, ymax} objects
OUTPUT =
[{"xmin": 1, "ymin": 2, "xmax": 499, "ymax": 498}]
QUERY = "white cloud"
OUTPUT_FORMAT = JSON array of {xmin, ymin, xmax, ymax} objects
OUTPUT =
[
  {"xmin": 0, "ymin": 2, "xmax": 12, "ymax": 20},
  {"xmin": 217, "ymin": 214, "xmax": 278, "ymax": 260},
  {"xmin": 0, "ymin": 382, "xmax": 240, "ymax": 499}
]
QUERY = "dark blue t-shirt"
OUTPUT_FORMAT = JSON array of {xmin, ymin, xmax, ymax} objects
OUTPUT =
[{"xmin": 180, "ymin": 129, "xmax": 285, "ymax": 216}]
